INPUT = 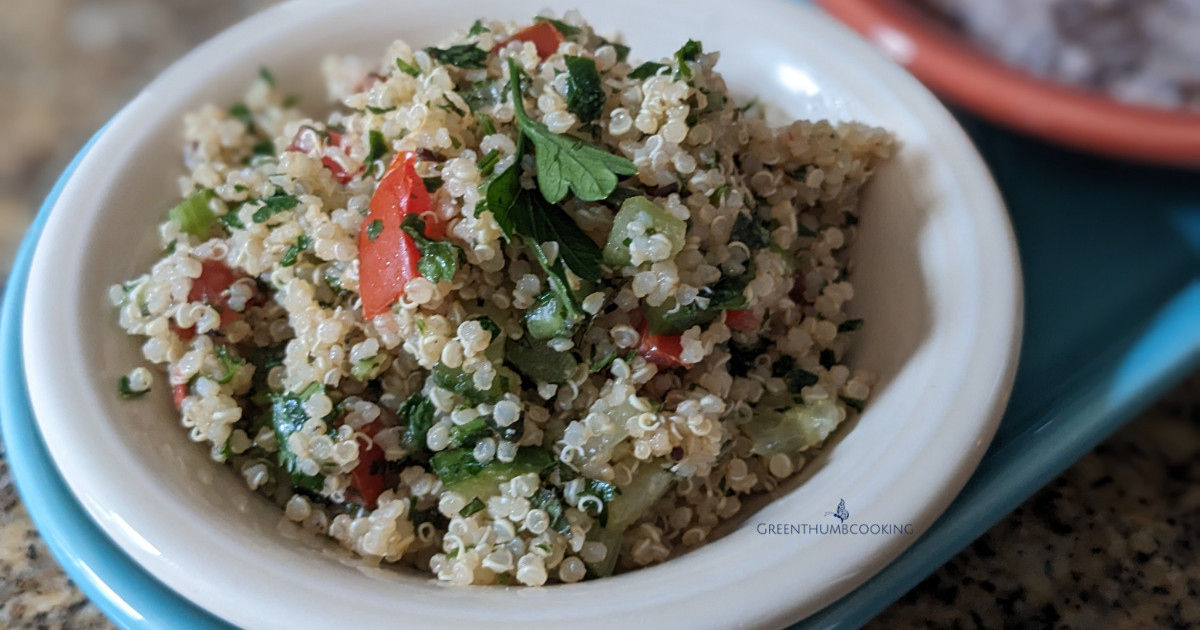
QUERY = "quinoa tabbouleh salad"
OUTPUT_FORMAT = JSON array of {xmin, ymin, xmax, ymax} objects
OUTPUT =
[{"xmin": 111, "ymin": 12, "xmax": 892, "ymax": 586}]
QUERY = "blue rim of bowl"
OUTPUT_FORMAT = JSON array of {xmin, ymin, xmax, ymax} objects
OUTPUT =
[{"xmin": 0, "ymin": 126, "xmax": 236, "ymax": 630}]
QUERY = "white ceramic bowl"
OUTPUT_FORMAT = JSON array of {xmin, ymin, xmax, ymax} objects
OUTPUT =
[{"xmin": 22, "ymin": 0, "xmax": 1021, "ymax": 627}]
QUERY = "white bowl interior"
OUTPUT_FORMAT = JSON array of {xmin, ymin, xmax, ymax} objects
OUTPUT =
[{"xmin": 22, "ymin": 0, "xmax": 1021, "ymax": 628}]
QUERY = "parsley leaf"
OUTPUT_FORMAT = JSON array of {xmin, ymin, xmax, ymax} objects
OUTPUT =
[
  {"xmin": 425, "ymin": 44, "xmax": 488, "ymax": 69},
  {"xmin": 251, "ymin": 192, "xmax": 300, "ymax": 223},
  {"xmin": 279, "ymin": 235, "xmax": 311, "ymax": 267},
  {"xmin": 674, "ymin": 39, "xmax": 703, "ymax": 82},
  {"xmin": 510, "ymin": 189, "xmax": 603, "ymax": 283},
  {"xmin": 258, "ymin": 66, "xmax": 275, "ymax": 86},
  {"xmin": 731, "ymin": 211, "xmax": 772, "ymax": 250},
  {"xmin": 506, "ymin": 58, "xmax": 636, "ymax": 203},
  {"xmin": 628, "ymin": 61, "xmax": 667, "ymax": 80},
  {"xmin": 468, "ymin": 20, "xmax": 488, "ymax": 36},
  {"xmin": 423, "ymin": 176, "xmax": 444, "ymax": 192},
  {"xmin": 399, "ymin": 393, "xmax": 437, "ymax": 452},
  {"xmin": 395, "ymin": 56, "xmax": 420, "ymax": 77},
  {"xmin": 400, "ymin": 214, "xmax": 463, "ymax": 283},
  {"xmin": 838, "ymin": 319, "xmax": 864, "ymax": 332},
  {"xmin": 534, "ymin": 16, "xmax": 581, "ymax": 37},
  {"xmin": 564, "ymin": 55, "xmax": 605, "ymax": 124},
  {"xmin": 367, "ymin": 219, "xmax": 383, "ymax": 242},
  {"xmin": 229, "ymin": 102, "xmax": 255, "ymax": 131},
  {"xmin": 213, "ymin": 345, "xmax": 246, "ymax": 384},
  {"xmin": 367, "ymin": 130, "xmax": 389, "ymax": 166},
  {"xmin": 460, "ymin": 497, "xmax": 486, "ymax": 517},
  {"xmin": 117, "ymin": 376, "xmax": 147, "ymax": 399}
]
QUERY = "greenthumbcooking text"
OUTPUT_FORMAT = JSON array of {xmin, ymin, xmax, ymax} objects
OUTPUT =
[{"xmin": 756, "ymin": 522, "xmax": 915, "ymax": 535}]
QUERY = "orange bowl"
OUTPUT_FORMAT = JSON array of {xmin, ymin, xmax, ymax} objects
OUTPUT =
[{"xmin": 819, "ymin": 0, "xmax": 1200, "ymax": 167}]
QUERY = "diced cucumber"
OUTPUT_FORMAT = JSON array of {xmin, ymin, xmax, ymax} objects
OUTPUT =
[
  {"xmin": 431, "ymin": 362, "xmax": 514, "ymax": 405},
  {"xmin": 740, "ymin": 399, "xmax": 843, "ymax": 457},
  {"xmin": 169, "ymin": 188, "xmax": 217, "ymax": 238},
  {"xmin": 585, "ymin": 465, "xmax": 676, "ymax": 577},
  {"xmin": 603, "ymin": 196, "xmax": 686, "ymax": 267},
  {"xmin": 505, "ymin": 335, "xmax": 577, "ymax": 384},
  {"xmin": 430, "ymin": 447, "xmax": 555, "ymax": 501},
  {"xmin": 525, "ymin": 291, "xmax": 570, "ymax": 340}
]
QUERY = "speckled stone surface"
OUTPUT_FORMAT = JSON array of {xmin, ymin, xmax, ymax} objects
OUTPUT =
[{"xmin": 2, "ymin": 2, "xmax": 1199, "ymax": 629}]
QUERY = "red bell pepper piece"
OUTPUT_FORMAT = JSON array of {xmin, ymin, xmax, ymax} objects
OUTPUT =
[
  {"xmin": 724, "ymin": 308, "xmax": 761, "ymax": 332},
  {"xmin": 357, "ymin": 151, "xmax": 432, "ymax": 318},
  {"xmin": 636, "ymin": 318, "xmax": 690, "ymax": 368},
  {"xmin": 501, "ymin": 22, "xmax": 565, "ymax": 58}
]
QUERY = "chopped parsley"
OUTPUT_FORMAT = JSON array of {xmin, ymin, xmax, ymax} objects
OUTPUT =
[
  {"xmin": 399, "ymin": 393, "xmax": 437, "ymax": 452},
  {"xmin": 367, "ymin": 219, "xmax": 383, "ymax": 242},
  {"xmin": 564, "ymin": 55, "xmax": 605, "ymax": 124},
  {"xmin": 628, "ymin": 61, "xmax": 667, "ymax": 80},
  {"xmin": 395, "ymin": 56, "xmax": 420, "ymax": 77},
  {"xmin": 506, "ymin": 58, "xmax": 636, "ymax": 203},
  {"xmin": 425, "ymin": 44, "xmax": 489, "ymax": 69},
  {"xmin": 674, "ymin": 39, "xmax": 703, "ymax": 82},
  {"xmin": 400, "ymin": 214, "xmax": 463, "ymax": 284},
  {"xmin": 258, "ymin": 66, "xmax": 275, "ymax": 87},
  {"xmin": 117, "ymin": 376, "xmax": 147, "ymax": 399},
  {"xmin": 460, "ymin": 497, "xmax": 486, "ymax": 517},
  {"xmin": 467, "ymin": 19, "xmax": 488, "ymax": 36},
  {"xmin": 730, "ymin": 211, "xmax": 772, "ymax": 251},
  {"xmin": 279, "ymin": 235, "xmax": 311, "ymax": 267},
  {"xmin": 213, "ymin": 345, "xmax": 245, "ymax": 384},
  {"xmin": 251, "ymin": 192, "xmax": 301, "ymax": 223},
  {"xmin": 367, "ymin": 129, "xmax": 388, "ymax": 164},
  {"xmin": 838, "ymin": 319, "xmax": 864, "ymax": 332}
]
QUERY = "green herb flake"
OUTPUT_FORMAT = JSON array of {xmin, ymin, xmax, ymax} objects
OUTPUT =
[
  {"xmin": 468, "ymin": 19, "xmax": 488, "ymax": 36},
  {"xmin": 401, "ymin": 214, "xmax": 463, "ymax": 284},
  {"xmin": 252, "ymin": 139, "xmax": 275, "ymax": 157},
  {"xmin": 399, "ymin": 393, "xmax": 437, "ymax": 452},
  {"xmin": 229, "ymin": 102, "xmax": 255, "ymax": 131},
  {"xmin": 819, "ymin": 348, "xmax": 837, "ymax": 369},
  {"xmin": 477, "ymin": 149, "xmax": 501, "ymax": 178},
  {"xmin": 628, "ymin": 61, "xmax": 667, "ymax": 80},
  {"xmin": 506, "ymin": 58, "xmax": 637, "ymax": 203},
  {"xmin": 251, "ymin": 192, "xmax": 301, "ymax": 224},
  {"xmin": 117, "ymin": 376, "xmax": 147, "ymax": 399},
  {"xmin": 787, "ymin": 164, "xmax": 811, "ymax": 181},
  {"xmin": 395, "ymin": 56, "xmax": 421, "ymax": 77},
  {"xmin": 510, "ymin": 189, "xmax": 603, "ymax": 283},
  {"xmin": 674, "ymin": 39, "xmax": 703, "ymax": 82},
  {"xmin": 564, "ymin": 55, "xmax": 605, "ymax": 124},
  {"xmin": 279, "ymin": 235, "xmax": 311, "ymax": 267},
  {"xmin": 367, "ymin": 219, "xmax": 383, "ymax": 242},
  {"xmin": 460, "ymin": 497, "xmax": 486, "ymax": 517},
  {"xmin": 737, "ymin": 96, "xmax": 760, "ymax": 114},
  {"xmin": 366, "ymin": 105, "xmax": 396, "ymax": 115},
  {"xmin": 840, "ymin": 396, "xmax": 866, "ymax": 412},
  {"xmin": 730, "ymin": 211, "xmax": 771, "ymax": 251},
  {"xmin": 282, "ymin": 93, "xmax": 301, "ymax": 108},
  {"xmin": 837, "ymin": 319, "xmax": 864, "ymax": 333},
  {"xmin": 534, "ymin": 16, "xmax": 581, "ymax": 37},
  {"xmin": 425, "ymin": 44, "xmax": 489, "ymax": 69},
  {"xmin": 709, "ymin": 184, "xmax": 731, "ymax": 206},
  {"xmin": 368, "ymin": 129, "xmax": 388, "ymax": 164},
  {"xmin": 439, "ymin": 95, "xmax": 467, "ymax": 118},
  {"xmin": 258, "ymin": 66, "xmax": 275, "ymax": 87},
  {"xmin": 423, "ymin": 176, "xmax": 444, "ymax": 193},
  {"xmin": 165, "ymin": 240, "xmax": 177, "ymax": 254},
  {"xmin": 477, "ymin": 112, "xmax": 497, "ymax": 136},
  {"xmin": 213, "ymin": 345, "xmax": 246, "ymax": 384}
]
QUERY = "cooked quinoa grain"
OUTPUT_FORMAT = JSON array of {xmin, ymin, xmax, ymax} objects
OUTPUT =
[{"xmin": 113, "ymin": 12, "xmax": 892, "ymax": 584}]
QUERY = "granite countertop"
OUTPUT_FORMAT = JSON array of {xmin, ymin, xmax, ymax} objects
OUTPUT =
[{"xmin": 2, "ymin": 1, "xmax": 1199, "ymax": 628}]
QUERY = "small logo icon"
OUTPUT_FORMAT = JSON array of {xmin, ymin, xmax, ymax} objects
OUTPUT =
[{"xmin": 825, "ymin": 499, "xmax": 849, "ymax": 523}]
